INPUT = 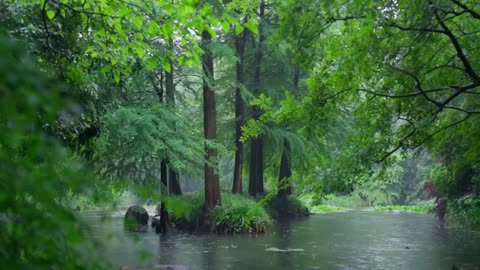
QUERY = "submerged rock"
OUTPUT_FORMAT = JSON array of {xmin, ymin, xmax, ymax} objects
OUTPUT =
[{"xmin": 124, "ymin": 205, "xmax": 149, "ymax": 228}]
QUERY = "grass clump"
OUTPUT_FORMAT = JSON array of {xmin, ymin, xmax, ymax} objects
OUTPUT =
[{"xmin": 166, "ymin": 192, "xmax": 272, "ymax": 233}]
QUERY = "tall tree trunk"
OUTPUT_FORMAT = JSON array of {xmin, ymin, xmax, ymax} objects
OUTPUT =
[
  {"xmin": 168, "ymin": 167, "xmax": 182, "ymax": 195},
  {"xmin": 249, "ymin": 0, "xmax": 265, "ymax": 197},
  {"xmin": 151, "ymin": 70, "xmax": 169, "ymax": 234},
  {"xmin": 277, "ymin": 65, "xmax": 299, "ymax": 200},
  {"xmin": 158, "ymin": 159, "xmax": 169, "ymax": 234},
  {"xmin": 232, "ymin": 23, "xmax": 248, "ymax": 194},
  {"xmin": 277, "ymin": 139, "xmax": 292, "ymax": 200},
  {"xmin": 165, "ymin": 37, "xmax": 182, "ymax": 196},
  {"xmin": 202, "ymin": 30, "xmax": 221, "ymax": 209}
]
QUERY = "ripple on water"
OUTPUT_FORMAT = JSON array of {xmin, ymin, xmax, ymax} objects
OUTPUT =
[{"xmin": 265, "ymin": 247, "xmax": 305, "ymax": 252}]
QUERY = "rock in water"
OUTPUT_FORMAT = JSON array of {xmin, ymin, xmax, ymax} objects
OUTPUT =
[{"xmin": 124, "ymin": 205, "xmax": 149, "ymax": 227}]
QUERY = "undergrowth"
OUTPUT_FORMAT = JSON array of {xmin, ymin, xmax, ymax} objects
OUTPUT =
[
  {"xmin": 373, "ymin": 203, "xmax": 432, "ymax": 213},
  {"xmin": 166, "ymin": 192, "xmax": 272, "ymax": 233},
  {"xmin": 267, "ymin": 196, "xmax": 310, "ymax": 218},
  {"xmin": 448, "ymin": 196, "xmax": 480, "ymax": 228}
]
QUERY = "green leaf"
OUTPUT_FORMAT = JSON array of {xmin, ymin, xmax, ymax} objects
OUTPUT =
[
  {"xmin": 136, "ymin": 46, "xmax": 144, "ymax": 58},
  {"xmin": 162, "ymin": 59, "xmax": 171, "ymax": 73},
  {"xmin": 221, "ymin": 21, "xmax": 230, "ymax": 32},
  {"xmin": 131, "ymin": 15, "xmax": 143, "ymax": 29},
  {"xmin": 244, "ymin": 19, "xmax": 258, "ymax": 35},
  {"xmin": 145, "ymin": 57, "xmax": 157, "ymax": 70},
  {"xmin": 46, "ymin": 10, "xmax": 55, "ymax": 20},
  {"xmin": 113, "ymin": 70, "xmax": 120, "ymax": 83},
  {"xmin": 235, "ymin": 24, "xmax": 243, "ymax": 35},
  {"xmin": 206, "ymin": 26, "xmax": 216, "ymax": 38},
  {"xmin": 101, "ymin": 64, "xmax": 112, "ymax": 73}
]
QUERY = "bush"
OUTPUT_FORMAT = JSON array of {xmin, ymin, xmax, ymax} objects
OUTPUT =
[
  {"xmin": 167, "ymin": 192, "xmax": 272, "ymax": 233},
  {"xmin": 210, "ymin": 193, "xmax": 271, "ymax": 233},
  {"xmin": 267, "ymin": 196, "xmax": 309, "ymax": 219},
  {"xmin": 448, "ymin": 195, "xmax": 480, "ymax": 227}
]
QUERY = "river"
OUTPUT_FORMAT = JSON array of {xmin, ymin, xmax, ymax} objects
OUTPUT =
[{"xmin": 82, "ymin": 209, "xmax": 480, "ymax": 270}]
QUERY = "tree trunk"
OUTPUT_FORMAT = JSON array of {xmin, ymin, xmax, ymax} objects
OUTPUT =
[
  {"xmin": 165, "ymin": 38, "xmax": 182, "ymax": 196},
  {"xmin": 277, "ymin": 65, "xmax": 300, "ymax": 200},
  {"xmin": 277, "ymin": 139, "xmax": 292, "ymax": 200},
  {"xmin": 232, "ymin": 23, "xmax": 248, "ymax": 194},
  {"xmin": 248, "ymin": 0, "xmax": 266, "ymax": 197},
  {"xmin": 202, "ymin": 30, "xmax": 221, "ymax": 209},
  {"xmin": 159, "ymin": 159, "xmax": 168, "ymax": 234},
  {"xmin": 168, "ymin": 166, "xmax": 182, "ymax": 195}
]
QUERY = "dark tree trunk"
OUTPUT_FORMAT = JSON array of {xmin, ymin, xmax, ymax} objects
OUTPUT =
[
  {"xmin": 277, "ymin": 65, "xmax": 300, "ymax": 200},
  {"xmin": 232, "ymin": 23, "xmax": 248, "ymax": 194},
  {"xmin": 248, "ymin": 0, "xmax": 266, "ymax": 197},
  {"xmin": 293, "ymin": 65, "xmax": 300, "ymax": 96},
  {"xmin": 159, "ymin": 159, "xmax": 168, "ymax": 234},
  {"xmin": 202, "ymin": 30, "xmax": 221, "ymax": 209},
  {"xmin": 168, "ymin": 167, "xmax": 182, "ymax": 195},
  {"xmin": 277, "ymin": 139, "xmax": 292, "ymax": 200},
  {"xmin": 165, "ymin": 38, "xmax": 182, "ymax": 195}
]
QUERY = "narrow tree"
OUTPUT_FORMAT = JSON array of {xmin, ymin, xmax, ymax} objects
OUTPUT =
[
  {"xmin": 202, "ymin": 30, "xmax": 221, "ymax": 208},
  {"xmin": 277, "ymin": 65, "xmax": 299, "ymax": 201},
  {"xmin": 151, "ymin": 70, "xmax": 169, "ymax": 234},
  {"xmin": 232, "ymin": 23, "xmax": 248, "ymax": 194},
  {"xmin": 249, "ymin": 0, "xmax": 266, "ymax": 197},
  {"xmin": 165, "ymin": 38, "xmax": 182, "ymax": 196}
]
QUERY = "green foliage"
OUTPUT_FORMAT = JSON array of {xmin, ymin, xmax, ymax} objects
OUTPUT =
[
  {"xmin": 298, "ymin": 193, "xmax": 346, "ymax": 212},
  {"xmin": 320, "ymin": 194, "xmax": 367, "ymax": 208},
  {"xmin": 209, "ymin": 193, "xmax": 272, "ymax": 233},
  {"xmin": 166, "ymin": 192, "xmax": 204, "ymax": 231},
  {"xmin": 95, "ymin": 102, "xmax": 204, "ymax": 185},
  {"xmin": 0, "ymin": 36, "xmax": 108, "ymax": 269},
  {"xmin": 169, "ymin": 192, "xmax": 272, "ymax": 233},
  {"xmin": 267, "ymin": 196, "xmax": 309, "ymax": 219},
  {"xmin": 448, "ymin": 196, "xmax": 480, "ymax": 227},
  {"xmin": 310, "ymin": 205, "xmax": 346, "ymax": 212},
  {"xmin": 373, "ymin": 203, "xmax": 433, "ymax": 213}
]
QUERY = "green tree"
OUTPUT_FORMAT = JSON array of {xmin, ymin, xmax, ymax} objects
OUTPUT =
[{"xmin": 0, "ymin": 35, "xmax": 107, "ymax": 270}]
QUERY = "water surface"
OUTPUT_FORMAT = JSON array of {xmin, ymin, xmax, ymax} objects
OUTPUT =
[{"xmin": 82, "ymin": 210, "xmax": 480, "ymax": 269}]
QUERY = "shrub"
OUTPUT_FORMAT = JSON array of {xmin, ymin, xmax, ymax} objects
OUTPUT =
[
  {"xmin": 167, "ymin": 192, "xmax": 272, "ymax": 233},
  {"xmin": 267, "ymin": 196, "xmax": 309, "ymax": 219},
  {"xmin": 448, "ymin": 195, "xmax": 480, "ymax": 227}
]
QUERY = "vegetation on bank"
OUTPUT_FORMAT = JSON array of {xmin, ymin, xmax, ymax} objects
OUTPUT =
[
  {"xmin": 448, "ymin": 197, "xmax": 480, "ymax": 228},
  {"xmin": 299, "ymin": 193, "xmax": 435, "ymax": 213},
  {"xmin": 166, "ymin": 192, "xmax": 272, "ymax": 233},
  {"xmin": 373, "ymin": 203, "xmax": 432, "ymax": 213},
  {"xmin": 266, "ymin": 196, "xmax": 310, "ymax": 218}
]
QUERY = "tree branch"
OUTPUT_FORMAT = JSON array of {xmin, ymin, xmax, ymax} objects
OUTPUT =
[
  {"xmin": 374, "ymin": 128, "xmax": 416, "ymax": 162},
  {"xmin": 434, "ymin": 9, "xmax": 480, "ymax": 83},
  {"xmin": 50, "ymin": 0, "xmax": 122, "ymax": 18},
  {"xmin": 444, "ymin": 106, "xmax": 480, "ymax": 114},
  {"xmin": 388, "ymin": 65, "xmax": 443, "ymax": 107},
  {"xmin": 452, "ymin": 0, "xmax": 480, "ymax": 19},
  {"xmin": 357, "ymin": 87, "xmax": 447, "ymax": 99},
  {"xmin": 41, "ymin": 0, "xmax": 54, "ymax": 51}
]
